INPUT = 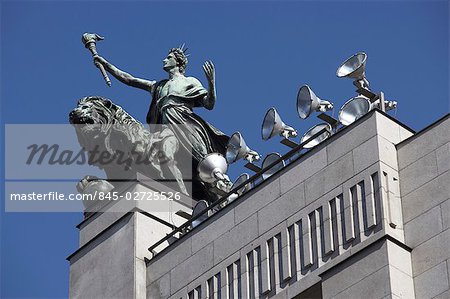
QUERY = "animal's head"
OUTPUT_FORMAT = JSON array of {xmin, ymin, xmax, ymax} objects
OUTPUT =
[
  {"xmin": 69, "ymin": 96, "xmax": 118, "ymax": 125},
  {"xmin": 69, "ymin": 96, "xmax": 149, "ymax": 167},
  {"xmin": 69, "ymin": 97, "xmax": 116, "ymax": 154}
]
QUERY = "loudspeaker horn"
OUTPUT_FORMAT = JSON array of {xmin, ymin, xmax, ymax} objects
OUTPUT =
[
  {"xmin": 232, "ymin": 173, "xmax": 252, "ymax": 196},
  {"xmin": 338, "ymin": 96, "xmax": 372, "ymax": 126},
  {"xmin": 339, "ymin": 95, "xmax": 398, "ymax": 126},
  {"xmin": 262, "ymin": 107, "xmax": 297, "ymax": 140},
  {"xmin": 197, "ymin": 153, "xmax": 228, "ymax": 184},
  {"xmin": 191, "ymin": 200, "xmax": 210, "ymax": 228},
  {"xmin": 301, "ymin": 123, "xmax": 333, "ymax": 149},
  {"xmin": 297, "ymin": 85, "xmax": 334, "ymax": 119},
  {"xmin": 262, "ymin": 152, "xmax": 285, "ymax": 180},
  {"xmin": 226, "ymin": 132, "xmax": 260, "ymax": 164},
  {"xmin": 336, "ymin": 52, "xmax": 370, "ymax": 89}
]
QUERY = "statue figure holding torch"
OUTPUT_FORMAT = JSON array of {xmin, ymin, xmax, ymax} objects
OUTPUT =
[{"xmin": 81, "ymin": 33, "xmax": 230, "ymax": 201}]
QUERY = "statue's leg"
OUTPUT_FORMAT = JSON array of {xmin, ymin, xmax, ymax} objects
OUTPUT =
[{"xmin": 162, "ymin": 136, "xmax": 189, "ymax": 196}]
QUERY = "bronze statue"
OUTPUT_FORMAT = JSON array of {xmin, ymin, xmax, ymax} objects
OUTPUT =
[
  {"xmin": 86, "ymin": 40, "xmax": 230, "ymax": 201},
  {"xmin": 93, "ymin": 46, "xmax": 228, "ymax": 160}
]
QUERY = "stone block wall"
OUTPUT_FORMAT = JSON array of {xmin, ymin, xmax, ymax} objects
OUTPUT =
[
  {"xmin": 321, "ymin": 239, "xmax": 414, "ymax": 299},
  {"xmin": 398, "ymin": 115, "xmax": 450, "ymax": 299}
]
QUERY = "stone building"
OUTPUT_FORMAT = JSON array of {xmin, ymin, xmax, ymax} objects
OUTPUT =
[{"xmin": 68, "ymin": 110, "xmax": 449, "ymax": 299}]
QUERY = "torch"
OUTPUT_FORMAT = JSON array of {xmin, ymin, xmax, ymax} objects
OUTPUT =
[{"xmin": 82, "ymin": 33, "xmax": 111, "ymax": 86}]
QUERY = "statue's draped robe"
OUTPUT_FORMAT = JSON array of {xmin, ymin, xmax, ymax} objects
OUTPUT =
[{"xmin": 146, "ymin": 78, "xmax": 229, "ymax": 164}]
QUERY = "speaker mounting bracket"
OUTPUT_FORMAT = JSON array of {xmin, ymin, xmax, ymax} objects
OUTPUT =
[
  {"xmin": 356, "ymin": 88, "xmax": 386, "ymax": 112},
  {"xmin": 317, "ymin": 113, "xmax": 340, "ymax": 128},
  {"xmin": 356, "ymin": 88, "xmax": 377, "ymax": 100},
  {"xmin": 244, "ymin": 162, "xmax": 262, "ymax": 173},
  {"xmin": 280, "ymin": 138, "xmax": 299, "ymax": 149}
]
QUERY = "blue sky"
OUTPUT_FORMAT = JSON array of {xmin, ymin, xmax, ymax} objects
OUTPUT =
[{"xmin": 1, "ymin": 0, "xmax": 449, "ymax": 298}]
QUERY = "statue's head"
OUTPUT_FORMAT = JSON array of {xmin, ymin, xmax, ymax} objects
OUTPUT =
[{"xmin": 164, "ymin": 45, "xmax": 188, "ymax": 74}]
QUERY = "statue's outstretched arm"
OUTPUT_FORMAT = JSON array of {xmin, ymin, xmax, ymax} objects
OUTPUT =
[
  {"xmin": 94, "ymin": 56, "xmax": 155, "ymax": 92},
  {"xmin": 202, "ymin": 61, "xmax": 216, "ymax": 110}
]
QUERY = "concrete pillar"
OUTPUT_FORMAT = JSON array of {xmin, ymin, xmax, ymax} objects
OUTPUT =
[{"xmin": 68, "ymin": 180, "xmax": 193, "ymax": 299}]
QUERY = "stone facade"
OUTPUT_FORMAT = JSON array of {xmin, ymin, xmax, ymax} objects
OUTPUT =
[
  {"xmin": 68, "ymin": 111, "xmax": 450, "ymax": 299},
  {"xmin": 398, "ymin": 115, "xmax": 450, "ymax": 299}
]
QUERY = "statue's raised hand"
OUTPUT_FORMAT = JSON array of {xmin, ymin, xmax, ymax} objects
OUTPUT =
[
  {"xmin": 202, "ymin": 61, "xmax": 216, "ymax": 109},
  {"xmin": 202, "ymin": 61, "xmax": 215, "ymax": 87}
]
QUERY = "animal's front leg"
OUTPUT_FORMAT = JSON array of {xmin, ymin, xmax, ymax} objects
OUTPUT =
[
  {"xmin": 167, "ymin": 160, "xmax": 189, "ymax": 196},
  {"xmin": 162, "ymin": 137, "xmax": 189, "ymax": 196}
]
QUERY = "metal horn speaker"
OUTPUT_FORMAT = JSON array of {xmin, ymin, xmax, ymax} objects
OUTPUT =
[
  {"xmin": 226, "ymin": 132, "xmax": 260, "ymax": 164},
  {"xmin": 262, "ymin": 153, "xmax": 285, "ymax": 180},
  {"xmin": 191, "ymin": 200, "xmax": 209, "ymax": 228},
  {"xmin": 232, "ymin": 173, "xmax": 252, "ymax": 196},
  {"xmin": 338, "ymin": 96, "xmax": 372, "ymax": 126},
  {"xmin": 336, "ymin": 52, "xmax": 369, "ymax": 89},
  {"xmin": 262, "ymin": 107, "xmax": 297, "ymax": 140},
  {"xmin": 297, "ymin": 85, "xmax": 334, "ymax": 119},
  {"xmin": 197, "ymin": 153, "xmax": 228, "ymax": 184},
  {"xmin": 301, "ymin": 123, "xmax": 333, "ymax": 149}
]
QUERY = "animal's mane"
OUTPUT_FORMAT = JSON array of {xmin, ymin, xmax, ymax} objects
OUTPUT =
[{"xmin": 79, "ymin": 96, "xmax": 142, "ymax": 125}]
